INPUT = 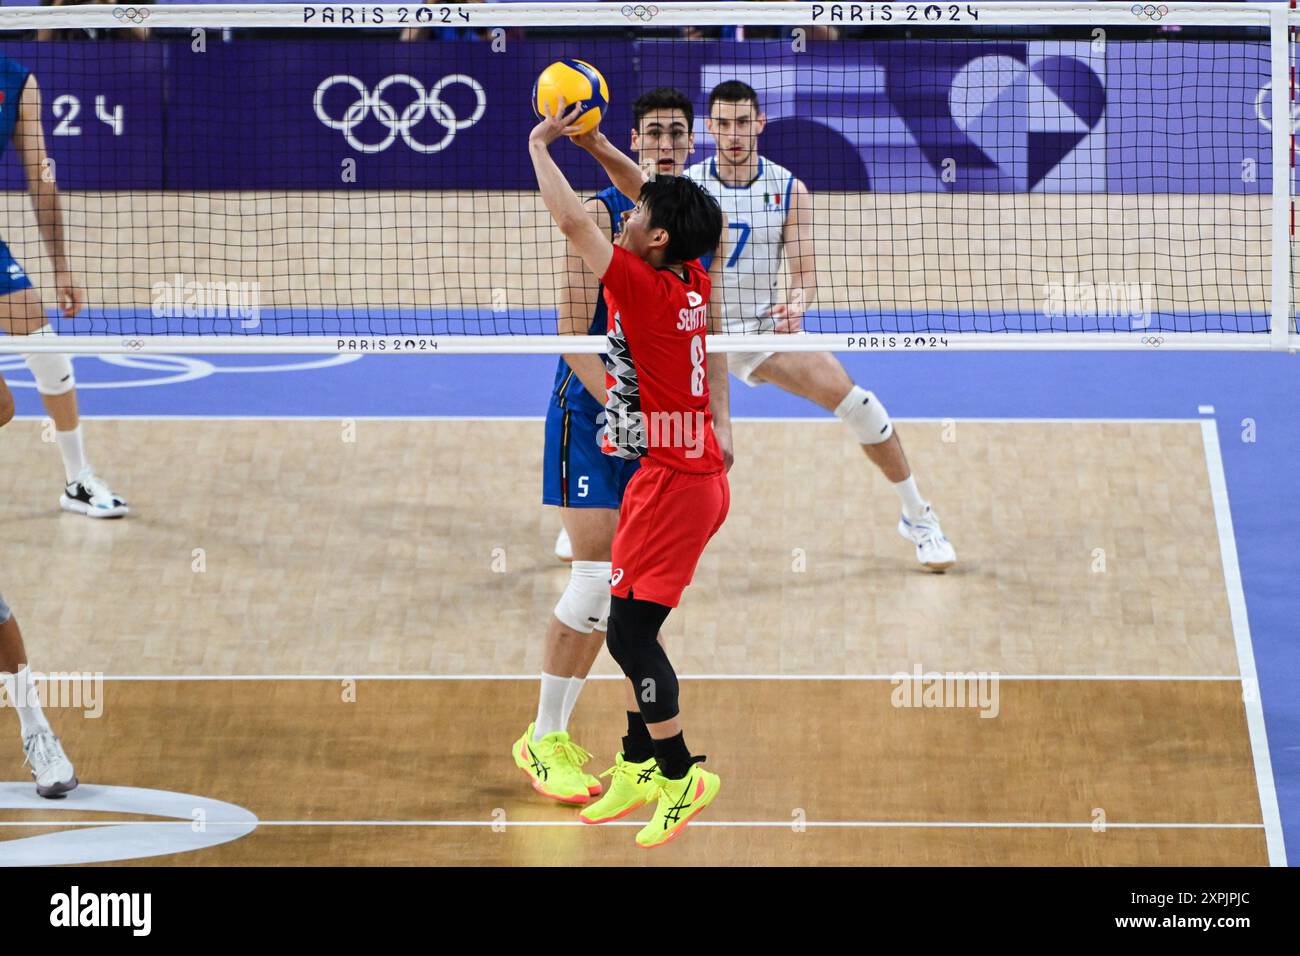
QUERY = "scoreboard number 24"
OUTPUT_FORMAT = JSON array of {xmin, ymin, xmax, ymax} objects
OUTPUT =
[{"xmin": 51, "ymin": 94, "xmax": 126, "ymax": 136}]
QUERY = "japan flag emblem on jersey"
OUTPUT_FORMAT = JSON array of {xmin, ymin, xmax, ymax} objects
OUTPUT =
[{"xmin": 687, "ymin": 291, "xmax": 702, "ymax": 307}]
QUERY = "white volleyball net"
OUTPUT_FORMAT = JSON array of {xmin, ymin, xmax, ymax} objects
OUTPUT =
[{"xmin": 0, "ymin": 2, "xmax": 1294, "ymax": 353}]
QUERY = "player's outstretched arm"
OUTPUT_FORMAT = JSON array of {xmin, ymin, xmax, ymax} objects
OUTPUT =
[
  {"xmin": 706, "ymin": 219, "xmax": 733, "ymax": 472},
  {"xmin": 529, "ymin": 103, "xmax": 613, "ymax": 280},
  {"xmin": 559, "ymin": 199, "xmax": 612, "ymax": 404},
  {"xmin": 772, "ymin": 179, "xmax": 815, "ymax": 333},
  {"xmin": 15, "ymin": 76, "xmax": 82, "ymax": 318},
  {"xmin": 571, "ymin": 128, "xmax": 647, "ymax": 204}
]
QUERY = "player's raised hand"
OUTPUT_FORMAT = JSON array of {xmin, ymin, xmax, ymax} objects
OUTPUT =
[
  {"xmin": 529, "ymin": 99, "xmax": 587, "ymax": 148},
  {"xmin": 569, "ymin": 122, "xmax": 606, "ymax": 153},
  {"xmin": 54, "ymin": 270, "xmax": 84, "ymax": 319},
  {"xmin": 768, "ymin": 302, "xmax": 804, "ymax": 334}
]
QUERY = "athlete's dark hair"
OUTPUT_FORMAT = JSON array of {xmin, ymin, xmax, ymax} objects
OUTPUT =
[
  {"xmin": 632, "ymin": 87, "xmax": 694, "ymax": 130},
  {"xmin": 707, "ymin": 80, "xmax": 761, "ymax": 115},
  {"xmin": 638, "ymin": 175, "xmax": 723, "ymax": 265}
]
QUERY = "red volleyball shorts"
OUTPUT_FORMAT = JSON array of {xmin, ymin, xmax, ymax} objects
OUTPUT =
[{"xmin": 610, "ymin": 460, "xmax": 730, "ymax": 608}]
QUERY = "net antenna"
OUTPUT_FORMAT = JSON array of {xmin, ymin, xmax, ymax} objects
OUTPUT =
[{"xmin": 0, "ymin": 2, "xmax": 1294, "ymax": 354}]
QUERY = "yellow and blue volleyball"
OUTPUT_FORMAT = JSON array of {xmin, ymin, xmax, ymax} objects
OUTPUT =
[{"xmin": 533, "ymin": 59, "xmax": 609, "ymax": 135}]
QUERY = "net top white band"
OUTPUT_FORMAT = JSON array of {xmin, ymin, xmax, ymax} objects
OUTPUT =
[{"xmin": 0, "ymin": 3, "xmax": 1282, "ymax": 31}]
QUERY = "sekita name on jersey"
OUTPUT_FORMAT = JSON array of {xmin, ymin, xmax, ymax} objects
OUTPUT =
[{"xmin": 676, "ymin": 290, "xmax": 707, "ymax": 332}]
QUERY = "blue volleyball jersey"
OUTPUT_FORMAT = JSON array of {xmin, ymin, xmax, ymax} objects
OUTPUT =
[
  {"xmin": 550, "ymin": 186, "xmax": 636, "ymax": 413},
  {"xmin": 0, "ymin": 56, "xmax": 30, "ymax": 162}
]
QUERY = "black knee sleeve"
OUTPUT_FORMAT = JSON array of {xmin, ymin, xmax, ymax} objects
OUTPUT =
[{"xmin": 605, "ymin": 595, "xmax": 679, "ymax": 724}]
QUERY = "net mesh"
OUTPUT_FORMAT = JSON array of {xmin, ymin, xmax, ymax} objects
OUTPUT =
[{"xmin": 0, "ymin": 3, "xmax": 1291, "ymax": 351}]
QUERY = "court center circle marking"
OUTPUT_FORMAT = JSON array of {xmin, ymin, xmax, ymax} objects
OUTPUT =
[
  {"xmin": 0, "ymin": 782, "xmax": 257, "ymax": 866},
  {"xmin": 0, "ymin": 353, "xmax": 362, "ymax": 389}
]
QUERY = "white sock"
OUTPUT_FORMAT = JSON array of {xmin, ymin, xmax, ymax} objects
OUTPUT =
[
  {"xmin": 534, "ymin": 672, "xmax": 568, "ymax": 740},
  {"xmin": 54, "ymin": 426, "xmax": 88, "ymax": 485},
  {"xmin": 1, "ymin": 666, "xmax": 52, "ymax": 739},
  {"xmin": 560, "ymin": 676, "xmax": 586, "ymax": 731},
  {"xmin": 893, "ymin": 475, "xmax": 929, "ymax": 520}
]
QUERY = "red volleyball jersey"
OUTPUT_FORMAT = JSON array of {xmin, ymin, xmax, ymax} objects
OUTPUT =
[{"xmin": 599, "ymin": 245, "xmax": 723, "ymax": 474}]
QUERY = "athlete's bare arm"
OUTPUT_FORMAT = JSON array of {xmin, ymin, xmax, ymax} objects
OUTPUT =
[
  {"xmin": 530, "ymin": 104, "xmax": 614, "ymax": 280},
  {"xmin": 559, "ymin": 198, "xmax": 612, "ymax": 404},
  {"xmin": 771, "ymin": 179, "xmax": 814, "ymax": 334},
  {"xmin": 14, "ymin": 76, "xmax": 82, "ymax": 318},
  {"xmin": 571, "ymin": 128, "xmax": 647, "ymax": 204},
  {"xmin": 0, "ymin": 372, "xmax": 14, "ymax": 427},
  {"xmin": 706, "ymin": 220, "xmax": 733, "ymax": 471}
]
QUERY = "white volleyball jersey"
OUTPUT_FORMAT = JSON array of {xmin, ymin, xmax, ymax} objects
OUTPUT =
[{"xmin": 685, "ymin": 156, "xmax": 796, "ymax": 335}]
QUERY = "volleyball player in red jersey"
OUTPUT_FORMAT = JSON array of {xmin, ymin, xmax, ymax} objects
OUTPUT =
[{"xmin": 530, "ymin": 101, "xmax": 727, "ymax": 847}]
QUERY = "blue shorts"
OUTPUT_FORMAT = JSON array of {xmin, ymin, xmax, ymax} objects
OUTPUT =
[
  {"xmin": 542, "ymin": 399, "xmax": 639, "ymax": 509},
  {"xmin": 0, "ymin": 240, "xmax": 32, "ymax": 296}
]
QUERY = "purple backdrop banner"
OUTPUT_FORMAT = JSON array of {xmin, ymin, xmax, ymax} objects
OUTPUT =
[
  {"xmin": 0, "ymin": 39, "xmax": 1274, "ymax": 193},
  {"xmin": 1107, "ymin": 41, "xmax": 1272, "ymax": 193},
  {"xmin": 0, "ymin": 42, "xmax": 163, "ymax": 190}
]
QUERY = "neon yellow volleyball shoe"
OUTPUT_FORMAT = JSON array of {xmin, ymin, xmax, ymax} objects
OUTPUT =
[
  {"xmin": 558, "ymin": 736, "xmax": 603, "ymax": 797},
  {"xmin": 635, "ymin": 765, "xmax": 721, "ymax": 849},
  {"xmin": 511, "ymin": 723, "xmax": 591, "ymax": 805},
  {"xmin": 578, "ymin": 752, "xmax": 659, "ymax": 825}
]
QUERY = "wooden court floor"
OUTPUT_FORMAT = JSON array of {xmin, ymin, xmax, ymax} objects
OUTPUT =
[{"xmin": 0, "ymin": 418, "xmax": 1269, "ymax": 865}]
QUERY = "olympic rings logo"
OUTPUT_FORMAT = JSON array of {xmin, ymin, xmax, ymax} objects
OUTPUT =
[
  {"xmin": 1141, "ymin": 335, "xmax": 1165, "ymax": 347},
  {"xmin": 314, "ymin": 74, "xmax": 487, "ymax": 155},
  {"xmin": 1130, "ymin": 4, "xmax": 1169, "ymax": 21},
  {"xmin": 122, "ymin": 338, "xmax": 145, "ymax": 351},
  {"xmin": 621, "ymin": 5, "xmax": 660, "ymax": 20},
  {"xmin": 112, "ymin": 7, "xmax": 150, "ymax": 23}
]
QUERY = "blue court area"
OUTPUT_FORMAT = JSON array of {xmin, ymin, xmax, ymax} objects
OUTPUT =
[
  {"xmin": 53, "ymin": 307, "xmax": 1270, "ymax": 335},
  {"xmin": 3, "ymin": 345, "xmax": 1297, "ymax": 863}
]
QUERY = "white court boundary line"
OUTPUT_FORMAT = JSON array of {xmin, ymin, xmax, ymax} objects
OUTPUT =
[
  {"xmin": 88, "ymin": 673, "xmax": 1240, "ymax": 681},
  {"xmin": 0, "ymin": 820, "xmax": 1264, "ymax": 830},
  {"xmin": 1200, "ymin": 418, "xmax": 1287, "ymax": 867},
  {"xmin": 12, "ymin": 415, "xmax": 1208, "ymax": 424}
]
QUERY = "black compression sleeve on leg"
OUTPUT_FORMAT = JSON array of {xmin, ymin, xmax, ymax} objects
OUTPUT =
[
  {"xmin": 652, "ymin": 731, "xmax": 693, "ymax": 780},
  {"xmin": 604, "ymin": 594, "xmax": 679, "ymax": 725},
  {"xmin": 623, "ymin": 710, "xmax": 654, "ymax": 763}
]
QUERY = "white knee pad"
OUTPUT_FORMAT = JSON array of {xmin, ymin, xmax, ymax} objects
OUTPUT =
[
  {"xmin": 23, "ymin": 326, "xmax": 75, "ymax": 396},
  {"xmin": 835, "ymin": 385, "xmax": 893, "ymax": 445},
  {"xmin": 553, "ymin": 560, "xmax": 612, "ymax": 633}
]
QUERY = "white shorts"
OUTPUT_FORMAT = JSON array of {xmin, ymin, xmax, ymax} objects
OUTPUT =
[
  {"xmin": 718, "ymin": 307, "xmax": 784, "ymax": 385},
  {"xmin": 727, "ymin": 350, "xmax": 776, "ymax": 386}
]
